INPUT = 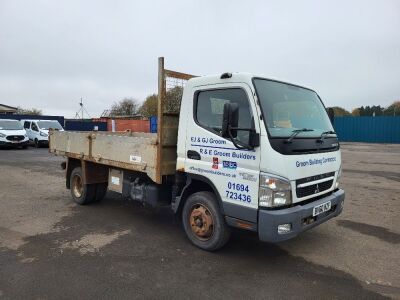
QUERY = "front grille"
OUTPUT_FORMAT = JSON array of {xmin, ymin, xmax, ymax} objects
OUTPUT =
[
  {"xmin": 6, "ymin": 135, "xmax": 24, "ymax": 141},
  {"xmin": 296, "ymin": 180, "xmax": 333, "ymax": 198},
  {"xmin": 297, "ymin": 172, "xmax": 334, "ymax": 185},
  {"xmin": 296, "ymin": 172, "xmax": 335, "ymax": 198}
]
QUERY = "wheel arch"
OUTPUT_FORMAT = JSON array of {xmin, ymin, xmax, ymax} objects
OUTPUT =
[
  {"xmin": 66, "ymin": 159, "xmax": 109, "ymax": 189},
  {"xmin": 66, "ymin": 158, "xmax": 81, "ymax": 189},
  {"xmin": 174, "ymin": 173, "xmax": 225, "ymax": 217}
]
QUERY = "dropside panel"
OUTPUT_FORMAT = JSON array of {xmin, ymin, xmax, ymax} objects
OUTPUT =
[{"xmin": 49, "ymin": 131, "xmax": 159, "ymax": 182}]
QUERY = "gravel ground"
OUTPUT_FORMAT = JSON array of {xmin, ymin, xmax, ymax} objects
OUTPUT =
[{"xmin": 0, "ymin": 143, "xmax": 399, "ymax": 299}]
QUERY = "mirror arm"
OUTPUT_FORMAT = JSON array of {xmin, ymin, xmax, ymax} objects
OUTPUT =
[
  {"xmin": 228, "ymin": 129, "xmax": 249, "ymax": 150},
  {"xmin": 227, "ymin": 126, "xmax": 254, "ymax": 150}
]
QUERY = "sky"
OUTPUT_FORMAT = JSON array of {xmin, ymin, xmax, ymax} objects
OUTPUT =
[{"xmin": 0, "ymin": 0, "xmax": 399, "ymax": 118}]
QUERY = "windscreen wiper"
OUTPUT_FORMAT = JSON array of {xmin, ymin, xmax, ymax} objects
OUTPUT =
[
  {"xmin": 285, "ymin": 128, "xmax": 314, "ymax": 143},
  {"xmin": 316, "ymin": 130, "xmax": 336, "ymax": 143}
]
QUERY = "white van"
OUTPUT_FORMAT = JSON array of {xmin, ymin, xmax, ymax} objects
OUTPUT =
[
  {"xmin": 21, "ymin": 119, "xmax": 64, "ymax": 148},
  {"xmin": 0, "ymin": 119, "xmax": 29, "ymax": 148}
]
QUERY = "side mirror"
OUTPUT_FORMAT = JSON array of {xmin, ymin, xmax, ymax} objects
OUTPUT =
[
  {"xmin": 328, "ymin": 108, "xmax": 335, "ymax": 125},
  {"xmin": 248, "ymin": 117, "xmax": 260, "ymax": 147},
  {"xmin": 248, "ymin": 130, "xmax": 260, "ymax": 148},
  {"xmin": 222, "ymin": 102, "xmax": 239, "ymax": 138}
]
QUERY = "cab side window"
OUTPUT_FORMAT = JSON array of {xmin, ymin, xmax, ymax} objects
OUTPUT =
[
  {"xmin": 31, "ymin": 123, "xmax": 39, "ymax": 132},
  {"xmin": 24, "ymin": 121, "xmax": 30, "ymax": 129},
  {"xmin": 196, "ymin": 88, "xmax": 253, "ymax": 144}
]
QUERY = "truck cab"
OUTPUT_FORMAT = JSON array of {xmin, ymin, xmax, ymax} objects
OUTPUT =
[{"xmin": 176, "ymin": 72, "xmax": 344, "ymax": 246}]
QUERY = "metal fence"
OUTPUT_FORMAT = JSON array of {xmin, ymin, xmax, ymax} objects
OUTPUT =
[
  {"xmin": 156, "ymin": 57, "xmax": 196, "ymax": 183},
  {"xmin": 334, "ymin": 116, "xmax": 400, "ymax": 143}
]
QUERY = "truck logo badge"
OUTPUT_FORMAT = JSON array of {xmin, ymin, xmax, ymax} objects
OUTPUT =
[
  {"xmin": 223, "ymin": 161, "xmax": 237, "ymax": 169},
  {"xmin": 212, "ymin": 157, "xmax": 219, "ymax": 169},
  {"xmin": 314, "ymin": 184, "xmax": 320, "ymax": 194}
]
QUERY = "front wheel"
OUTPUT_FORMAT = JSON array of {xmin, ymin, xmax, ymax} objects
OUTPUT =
[{"xmin": 182, "ymin": 191, "xmax": 230, "ymax": 251}]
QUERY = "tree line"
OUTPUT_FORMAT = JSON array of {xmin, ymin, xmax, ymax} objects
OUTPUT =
[
  {"xmin": 327, "ymin": 101, "xmax": 400, "ymax": 117},
  {"xmin": 107, "ymin": 86, "xmax": 183, "ymax": 118},
  {"xmin": 16, "ymin": 92, "xmax": 399, "ymax": 118}
]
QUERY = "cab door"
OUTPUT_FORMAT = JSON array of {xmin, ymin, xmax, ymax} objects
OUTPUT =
[
  {"xmin": 185, "ymin": 83, "xmax": 261, "ymax": 214},
  {"xmin": 23, "ymin": 121, "xmax": 32, "ymax": 140},
  {"xmin": 31, "ymin": 122, "xmax": 39, "ymax": 139}
]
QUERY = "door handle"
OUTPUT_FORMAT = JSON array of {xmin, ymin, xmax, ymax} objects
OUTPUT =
[{"xmin": 187, "ymin": 150, "xmax": 201, "ymax": 160}]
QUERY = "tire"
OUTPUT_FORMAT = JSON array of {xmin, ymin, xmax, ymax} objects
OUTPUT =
[
  {"xmin": 182, "ymin": 191, "xmax": 230, "ymax": 251},
  {"xmin": 34, "ymin": 139, "xmax": 39, "ymax": 148},
  {"xmin": 69, "ymin": 167, "xmax": 96, "ymax": 205},
  {"xmin": 93, "ymin": 183, "xmax": 108, "ymax": 203},
  {"xmin": 22, "ymin": 145, "xmax": 28, "ymax": 149}
]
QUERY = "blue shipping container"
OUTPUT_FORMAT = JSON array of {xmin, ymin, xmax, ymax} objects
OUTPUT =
[
  {"xmin": 0, "ymin": 114, "xmax": 64, "ymax": 128},
  {"xmin": 64, "ymin": 121, "xmax": 107, "ymax": 131},
  {"xmin": 140, "ymin": 116, "xmax": 400, "ymax": 143},
  {"xmin": 334, "ymin": 116, "xmax": 400, "ymax": 143},
  {"xmin": 150, "ymin": 116, "xmax": 157, "ymax": 133}
]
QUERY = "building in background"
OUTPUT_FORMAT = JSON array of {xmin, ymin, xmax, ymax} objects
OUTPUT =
[{"xmin": 0, "ymin": 104, "xmax": 17, "ymax": 115}]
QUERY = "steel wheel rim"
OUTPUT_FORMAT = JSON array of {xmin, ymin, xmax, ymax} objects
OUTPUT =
[
  {"xmin": 72, "ymin": 174, "xmax": 83, "ymax": 198},
  {"xmin": 189, "ymin": 203, "xmax": 214, "ymax": 241}
]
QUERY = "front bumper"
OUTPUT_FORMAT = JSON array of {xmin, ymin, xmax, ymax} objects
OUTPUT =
[
  {"xmin": 258, "ymin": 189, "xmax": 345, "ymax": 243},
  {"xmin": 0, "ymin": 140, "xmax": 29, "ymax": 147},
  {"xmin": 38, "ymin": 139, "xmax": 49, "ymax": 145}
]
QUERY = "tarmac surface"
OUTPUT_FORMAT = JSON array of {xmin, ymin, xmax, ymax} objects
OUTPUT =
[{"xmin": 0, "ymin": 143, "xmax": 399, "ymax": 299}]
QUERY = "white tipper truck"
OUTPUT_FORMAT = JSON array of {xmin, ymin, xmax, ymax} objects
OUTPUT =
[{"xmin": 50, "ymin": 57, "xmax": 344, "ymax": 251}]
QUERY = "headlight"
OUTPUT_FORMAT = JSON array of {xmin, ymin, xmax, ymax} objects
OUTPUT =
[
  {"xmin": 259, "ymin": 173, "xmax": 292, "ymax": 207},
  {"xmin": 335, "ymin": 166, "xmax": 342, "ymax": 188},
  {"xmin": 40, "ymin": 132, "xmax": 48, "ymax": 137},
  {"xmin": 0, "ymin": 133, "xmax": 6, "ymax": 138}
]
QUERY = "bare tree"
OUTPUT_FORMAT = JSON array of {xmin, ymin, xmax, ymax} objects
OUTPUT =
[
  {"xmin": 139, "ymin": 94, "xmax": 158, "ymax": 118},
  {"xmin": 164, "ymin": 86, "xmax": 183, "ymax": 114},
  {"xmin": 384, "ymin": 100, "xmax": 400, "ymax": 116},
  {"xmin": 17, "ymin": 107, "xmax": 42, "ymax": 115},
  {"xmin": 138, "ymin": 86, "xmax": 184, "ymax": 118},
  {"xmin": 109, "ymin": 98, "xmax": 139, "ymax": 117}
]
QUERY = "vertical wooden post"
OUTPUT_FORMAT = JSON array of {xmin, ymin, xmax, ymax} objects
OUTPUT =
[{"xmin": 156, "ymin": 57, "xmax": 165, "ymax": 184}]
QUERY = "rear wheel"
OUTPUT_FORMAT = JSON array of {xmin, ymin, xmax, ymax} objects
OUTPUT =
[
  {"xmin": 93, "ymin": 182, "xmax": 108, "ymax": 202},
  {"xmin": 182, "ymin": 191, "xmax": 230, "ymax": 251},
  {"xmin": 70, "ymin": 167, "xmax": 95, "ymax": 205}
]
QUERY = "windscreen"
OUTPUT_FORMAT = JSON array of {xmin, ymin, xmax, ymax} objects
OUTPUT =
[
  {"xmin": 0, "ymin": 120, "xmax": 23, "ymax": 130},
  {"xmin": 37, "ymin": 121, "xmax": 63, "ymax": 130},
  {"xmin": 253, "ymin": 79, "xmax": 334, "ymax": 138}
]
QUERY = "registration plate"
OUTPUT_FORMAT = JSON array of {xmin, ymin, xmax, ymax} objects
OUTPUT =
[{"xmin": 312, "ymin": 201, "xmax": 331, "ymax": 217}]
